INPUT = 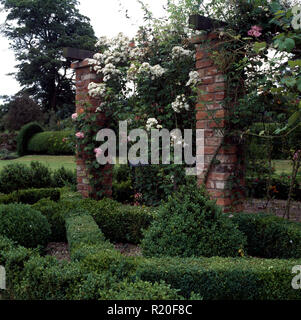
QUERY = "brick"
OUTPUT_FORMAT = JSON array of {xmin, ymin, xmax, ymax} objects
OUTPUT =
[
  {"xmin": 208, "ymin": 172, "xmax": 231, "ymax": 181},
  {"xmin": 207, "ymin": 83, "xmax": 226, "ymax": 93},
  {"xmin": 216, "ymin": 198, "xmax": 232, "ymax": 206},
  {"xmin": 204, "ymin": 146, "xmax": 217, "ymax": 155},
  {"xmin": 196, "ymin": 59, "xmax": 213, "ymax": 69},
  {"xmin": 205, "ymin": 67, "xmax": 220, "ymax": 76},
  {"xmin": 215, "ymin": 92, "xmax": 226, "ymax": 101}
]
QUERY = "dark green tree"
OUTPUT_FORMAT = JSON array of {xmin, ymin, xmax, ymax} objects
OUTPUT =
[{"xmin": 0, "ymin": 0, "xmax": 97, "ymax": 117}]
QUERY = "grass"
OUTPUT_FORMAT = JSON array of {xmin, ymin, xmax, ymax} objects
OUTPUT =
[
  {"xmin": 272, "ymin": 160, "xmax": 293, "ymax": 175},
  {"xmin": 0, "ymin": 155, "xmax": 76, "ymax": 171}
]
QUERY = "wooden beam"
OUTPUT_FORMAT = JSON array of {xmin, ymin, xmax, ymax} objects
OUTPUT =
[
  {"xmin": 63, "ymin": 47, "xmax": 96, "ymax": 61},
  {"xmin": 189, "ymin": 14, "xmax": 227, "ymax": 31}
]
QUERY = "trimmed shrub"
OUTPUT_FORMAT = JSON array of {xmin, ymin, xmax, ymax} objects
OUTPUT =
[
  {"xmin": 29, "ymin": 161, "xmax": 53, "ymax": 189},
  {"xmin": 135, "ymin": 256, "xmax": 301, "ymax": 300},
  {"xmin": 230, "ymin": 212, "xmax": 301, "ymax": 259},
  {"xmin": 0, "ymin": 163, "xmax": 32, "ymax": 194},
  {"xmin": 52, "ymin": 167, "xmax": 76, "ymax": 188},
  {"xmin": 0, "ymin": 162, "xmax": 52, "ymax": 194},
  {"xmin": 90, "ymin": 200, "xmax": 155, "ymax": 244},
  {"xmin": 141, "ymin": 184, "xmax": 247, "ymax": 258},
  {"xmin": 27, "ymin": 131, "xmax": 74, "ymax": 155},
  {"xmin": 0, "ymin": 204, "xmax": 51, "ymax": 248},
  {"xmin": 0, "ymin": 188, "xmax": 60, "ymax": 205},
  {"xmin": 32, "ymin": 199, "xmax": 66, "ymax": 242},
  {"xmin": 17, "ymin": 122, "xmax": 44, "ymax": 156}
]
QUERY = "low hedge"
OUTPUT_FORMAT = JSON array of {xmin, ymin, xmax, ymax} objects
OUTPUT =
[
  {"xmin": 0, "ymin": 188, "xmax": 60, "ymax": 205},
  {"xmin": 135, "ymin": 256, "xmax": 301, "ymax": 300},
  {"xmin": 27, "ymin": 131, "xmax": 74, "ymax": 155},
  {"xmin": 0, "ymin": 204, "xmax": 51, "ymax": 248},
  {"xmin": 229, "ymin": 212, "xmax": 301, "ymax": 259},
  {"xmin": 33, "ymin": 197, "xmax": 155, "ymax": 244},
  {"xmin": 17, "ymin": 122, "xmax": 44, "ymax": 156}
]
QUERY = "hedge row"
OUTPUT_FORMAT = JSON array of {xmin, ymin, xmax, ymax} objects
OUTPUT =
[
  {"xmin": 27, "ymin": 131, "xmax": 74, "ymax": 155},
  {"xmin": 0, "ymin": 188, "xmax": 60, "ymax": 205},
  {"xmin": 136, "ymin": 256, "xmax": 301, "ymax": 300},
  {"xmin": 33, "ymin": 197, "xmax": 155, "ymax": 244},
  {"xmin": 230, "ymin": 212, "xmax": 301, "ymax": 259}
]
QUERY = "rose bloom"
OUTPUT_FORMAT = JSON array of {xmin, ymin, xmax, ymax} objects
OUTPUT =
[
  {"xmin": 75, "ymin": 132, "xmax": 85, "ymax": 139},
  {"xmin": 248, "ymin": 25, "xmax": 262, "ymax": 37},
  {"xmin": 71, "ymin": 113, "xmax": 78, "ymax": 120}
]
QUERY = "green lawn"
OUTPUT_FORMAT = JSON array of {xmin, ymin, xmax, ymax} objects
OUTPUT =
[
  {"xmin": 0, "ymin": 155, "xmax": 76, "ymax": 171},
  {"xmin": 272, "ymin": 160, "xmax": 293, "ymax": 175}
]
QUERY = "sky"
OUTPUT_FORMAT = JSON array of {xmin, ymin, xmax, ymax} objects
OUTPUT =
[{"xmin": 0, "ymin": 0, "xmax": 167, "ymax": 103}]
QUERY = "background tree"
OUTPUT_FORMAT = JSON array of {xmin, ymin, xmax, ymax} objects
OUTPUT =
[
  {"xmin": 0, "ymin": 0, "xmax": 97, "ymax": 118},
  {"xmin": 3, "ymin": 94, "xmax": 43, "ymax": 131}
]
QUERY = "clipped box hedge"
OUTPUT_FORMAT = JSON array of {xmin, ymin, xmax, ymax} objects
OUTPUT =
[
  {"xmin": 0, "ymin": 188, "xmax": 60, "ymax": 205},
  {"xmin": 27, "ymin": 131, "xmax": 74, "ymax": 155},
  {"xmin": 135, "ymin": 256, "xmax": 301, "ymax": 300}
]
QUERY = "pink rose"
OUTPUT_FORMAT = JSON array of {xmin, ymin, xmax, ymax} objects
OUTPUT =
[
  {"xmin": 94, "ymin": 147, "xmax": 103, "ymax": 157},
  {"xmin": 75, "ymin": 132, "xmax": 84, "ymax": 139},
  {"xmin": 72, "ymin": 113, "xmax": 78, "ymax": 120},
  {"xmin": 248, "ymin": 25, "xmax": 262, "ymax": 38}
]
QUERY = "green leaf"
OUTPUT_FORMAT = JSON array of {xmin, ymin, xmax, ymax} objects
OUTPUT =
[
  {"xmin": 275, "ymin": 37, "xmax": 295, "ymax": 52},
  {"xmin": 253, "ymin": 42, "xmax": 267, "ymax": 54},
  {"xmin": 288, "ymin": 111, "xmax": 301, "ymax": 127},
  {"xmin": 297, "ymin": 78, "xmax": 301, "ymax": 92},
  {"xmin": 281, "ymin": 77, "xmax": 296, "ymax": 87},
  {"xmin": 288, "ymin": 60, "xmax": 301, "ymax": 68}
]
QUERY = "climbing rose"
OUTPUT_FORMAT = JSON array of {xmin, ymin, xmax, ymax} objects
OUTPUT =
[
  {"xmin": 75, "ymin": 132, "xmax": 85, "ymax": 139},
  {"xmin": 71, "ymin": 113, "xmax": 78, "ymax": 120},
  {"xmin": 248, "ymin": 25, "xmax": 262, "ymax": 37},
  {"xmin": 94, "ymin": 147, "xmax": 103, "ymax": 157}
]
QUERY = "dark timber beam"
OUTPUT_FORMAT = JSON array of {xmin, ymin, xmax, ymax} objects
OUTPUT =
[
  {"xmin": 63, "ymin": 47, "xmax": 96, "ymax": 61},
  {"xmin": 189, "ymin": 14, "xmax": 227, "ymax": 31}
]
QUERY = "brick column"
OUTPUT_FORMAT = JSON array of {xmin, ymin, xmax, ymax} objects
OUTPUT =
[
  {"xmin": 192, "ymin": 33, "xmax": 244, "ymax": 212},
  {"xmin": 71, "ymin": 59, "xmax": 112, "ymax": 199}
]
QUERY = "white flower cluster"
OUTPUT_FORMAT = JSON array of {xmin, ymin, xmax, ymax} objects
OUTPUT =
[
  {"xmin": 186, "ymin": 71, "xmax": 201, "ymax": 86},
  {"xmin": 101, "ymin": 63, "xmax": 121, "ymax": 82},
  {"xmin": 171, "ymin": 46, "xmax": 194, "ymax": 59},
  {"xmin": 127, "ymin": 63, "xmax": 139, "ymax": 81},
  {"xmin": 171, "ymin": 94, "xmax": 190, "ymax": 113},
  {"xmin": 88, "ymin": 82, "xmax": 106, "ymax": 98},
  {"xmin": 129, "ymin": 47, "xmax": 146, "ymax": 60},
  {"xmin": 146, "ymin": 118, "xmax": 162, "ymax": 131},
  {"xmin": 138, "ymin": 62, "xmax": 166, "ymax": 80}
]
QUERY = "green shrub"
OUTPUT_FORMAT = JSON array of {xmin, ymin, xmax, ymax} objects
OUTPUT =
[
  {"xmin": 0, "ymin": 204, "xmax": 51, "ymax": 248},
  {"xmin": 112, "ymin": 180, "xmax": 134, "ymax": 203},
  {"xmin": 29, "ymin": 161, "xmax": 53, "ymax": 188},
  {"xmin": 98, "ymin": 279, "xmax": 181, "ymax": 300},
  {"xmin": 230, "ymin": 212, "xmax": 301, "ymax": 259},
  {"xmin": 90, "ymin": 201, "xmax": 155, "ymax": 244},
  {"xmin": 17, "ymin": 122, "xmax": 44, "ymax": 156},
  {"xmin": 52, "ymin": 167, "xmax": 76, "ymax": 188},
  {"xmin": 141, "ymin": 184, "xmax": 246, "ymax": 258},
  {"xmin": 0, "ymin": 162, "xmax": 53, "ymax": 194},
  {"xmin": 65, "ymin": 213, "xmax": 111, "ymax": 254},
  {"xmin": 27, "ymin": 131, "xmax": 74, "ymax": 155},
  {"xmin": 0, "ymin": 188, "xmax": 60, "ymax": 205},
  {"xmin": 135, "ymin": 256, "xmax": 301, "ymax": 300},
  {"xmin": 32, "ymin": 199, "xmax": 66, "ymax": 242},
  {"xmin": 0, "ymin": 163, "xmax": 32, "ymax": 194}
]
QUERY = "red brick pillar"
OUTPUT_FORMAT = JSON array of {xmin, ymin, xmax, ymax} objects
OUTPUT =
[
  {"xmin": 192, "ymin": 33, "xmax": 244, "ymax": 212},
  {"xmin": 71, "ymin": 59, "xmax": 112, "ymax": 199}
]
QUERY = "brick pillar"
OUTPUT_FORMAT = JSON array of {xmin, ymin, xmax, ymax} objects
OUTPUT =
[
  {"xmin": 192, "ymin": 33, "xmax": 244, "ymax": 212},
  {"xmin": 71, "ymin": 59, "xmax": 112, "ymax": 199}
]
